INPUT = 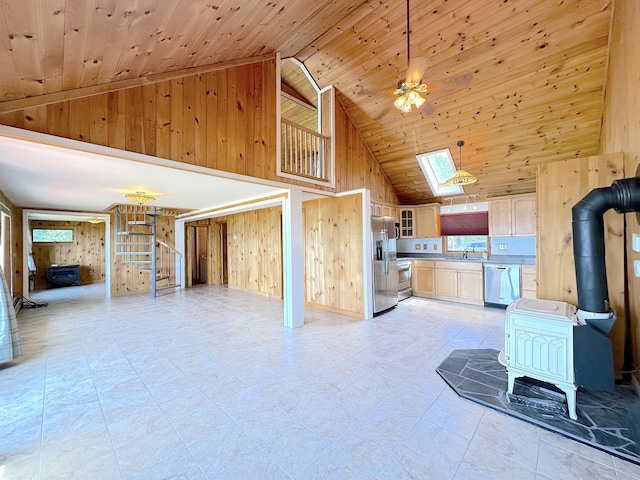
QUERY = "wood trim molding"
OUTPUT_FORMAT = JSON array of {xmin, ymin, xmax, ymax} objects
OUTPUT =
[{"xmin": 0, "ymin": 54, "xmax": 276, "ymax": 114}]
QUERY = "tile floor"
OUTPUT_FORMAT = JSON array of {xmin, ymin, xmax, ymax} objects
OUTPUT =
[{"xmin": 2, "ymin": 284, "xmax": 640, "ymax": 479}]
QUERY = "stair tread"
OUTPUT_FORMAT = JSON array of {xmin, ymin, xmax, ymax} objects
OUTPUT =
[
  {"xmin": 128, "ymin": 221, "xmax": 152, "ymax": 225},
  {"xmin": 123, "ymin": 260, "xmax": 152, "ymax": 265},
  {"xmin": 156, "ymin": 284, "xmax": 180, "ymax": 291},
  {"xmin": 116, "ymin": 251, "xmax": 152, "ymax": 255}
]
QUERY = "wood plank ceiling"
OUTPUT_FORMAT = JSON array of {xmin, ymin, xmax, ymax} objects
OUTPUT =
[{"xmin": 0, "ymin": 0, "xmax": 613, "ymax": 205}]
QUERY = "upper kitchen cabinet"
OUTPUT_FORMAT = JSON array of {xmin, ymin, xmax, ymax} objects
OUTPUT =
[
  {"xmin": 382, "ymin": 205, "xmax": 399, "ymax": 221},
  {"xmin": 399, "ymin": 208, "xmax": 415, "ymax": 238},
  {"xmin": 489, "ymin": 194, "xmax": 536, "ymax": 237},
  {"xmin": 399, "ymin": 205, "xmax": 440, "ymax": 238},
  {"xmin": 371, "ymin": 203, "xmax": 399, "ymax": 222},
  {"xmin": 415, "ymin": 206, "xmax": 440, "ymax": 238}
]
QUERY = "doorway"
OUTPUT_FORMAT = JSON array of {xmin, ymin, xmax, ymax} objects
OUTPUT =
[
  {"xmin": 218, "ymin": 222, "xmax": 228, "ymax": 285},
  {"xmin": 187, "ymin": 225, "xmax": 209, "ymax": 285}
]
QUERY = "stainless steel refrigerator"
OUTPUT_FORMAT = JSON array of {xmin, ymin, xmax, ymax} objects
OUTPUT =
[{"xmin": 372, "ymin": 216, "xmax": 399, "ymax": 313}]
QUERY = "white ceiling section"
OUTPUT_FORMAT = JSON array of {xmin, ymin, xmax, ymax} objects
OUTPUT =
[{"xmin": 0, "ymin": 128, "xmax": 289, "ymax": 214}]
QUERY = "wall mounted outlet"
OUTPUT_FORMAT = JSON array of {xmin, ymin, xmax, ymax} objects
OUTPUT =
[
  {"xmin": 635, "ymin": 260, "xmax": 640, "ymax": 278},
  {"xmin": 432, "ymin": 244, "xmax": 438, "ymax": 251},
  {"xmin": 499, "ymin": 244, "xmax": 507, "ymax": 250},
  {"xmin": 633, "ymin": 233, "xmax": 640, "ymax": 252},
  {"xmin": 415, "ymin": 244, "xmax": 421, "ymax": 250},
  {"xmin": 423, "ymin": 244, "xmax": 428, "ymax": 250}
]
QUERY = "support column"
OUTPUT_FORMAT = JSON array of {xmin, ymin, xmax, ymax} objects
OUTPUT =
[{"xmin": 282, "ymin": 189, "xmax": 304, "ymax": 328}]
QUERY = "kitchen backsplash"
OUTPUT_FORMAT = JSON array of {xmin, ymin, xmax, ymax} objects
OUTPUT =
[
  {"xmin": 490, "ymin": 236, "xmax": 536, "ymax": 255},
  {"xmin": 398, "ymin": 236, "xmax": 536, "ymax": 256},
  {"xmin": 397, "ymin": 238, "xmax": 443, "ymax": 253}
]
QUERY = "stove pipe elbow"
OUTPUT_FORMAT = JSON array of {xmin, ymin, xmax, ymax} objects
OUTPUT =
[{"xmin": 571, "ymin": 177, "xmax": 640, "ymax": 314}]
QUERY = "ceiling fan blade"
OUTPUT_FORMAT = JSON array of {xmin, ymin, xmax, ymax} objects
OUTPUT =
[{"xmin": 406, "ymin": 56, "xmax": 428, "ymax": 83}]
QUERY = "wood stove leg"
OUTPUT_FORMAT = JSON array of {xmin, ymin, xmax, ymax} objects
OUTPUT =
[
  {"xmin": 507, "ymin": 371, "xmax": 521, "ymax": 394},
  {"xmin": 559, "ymin": 384, "xmax": 578, "ymax": 420}
]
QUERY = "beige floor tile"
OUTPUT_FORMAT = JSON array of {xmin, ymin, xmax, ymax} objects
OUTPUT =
[
  {"xmin": 1, "ymin": 284, "xmax": 635, "ymax": 479},
  {"xmin": 536, "ymin": 439, "xmax": 617, "ymax": 480}
]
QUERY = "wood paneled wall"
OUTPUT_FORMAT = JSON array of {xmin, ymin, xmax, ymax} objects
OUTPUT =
[
  {"xmin": 0, "ymin": 60, "xmax": 278, "ymax": 180},
  {"xmin": 334, "ymin": 97, "xmax": 398, "ymax": 205},
  {"xmin": 600, "ymin": 0, "xmax": 640, "ymax": 376},
  {"xmin": 0, "ymin": 189, "xmax": 21, "ymax": 295},
  {"xmin": 303, "ymin": 192, "xmax": 364, "ymax": 317},
  {"xmin": 111, "ymin": 214, "xmax": 174, "ymax": 296},
  {"xmin": 31, "ymin": 220, "xmax": 106, "ymax": 288},
  {"xmin": 0, "ymin": 57, "xmax": 399, "ymax": 205},
  {"xmin": 537, "ymin": 153, "xmax": 626, "ymax": 374},
  {"xmin": 225, "ymin": 207, "xmax": 282, "ymax": 298}
]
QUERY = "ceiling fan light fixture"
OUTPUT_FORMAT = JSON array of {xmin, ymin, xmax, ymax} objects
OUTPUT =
[
  {"xmin": 394, "ymin": 82, "xmax": 427, "ymax": 112},
  {"xmin": 445, "ymin": 140, "xmax": 478, "ymax": 186},
  {"xmin": 393, "ymin": 0, "xmax": 428, "ymax": 112}
]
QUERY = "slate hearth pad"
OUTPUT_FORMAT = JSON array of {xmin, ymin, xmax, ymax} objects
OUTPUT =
[{"xmin": 436, "ymin": 348, "xmax": 640, "ymax": 465}]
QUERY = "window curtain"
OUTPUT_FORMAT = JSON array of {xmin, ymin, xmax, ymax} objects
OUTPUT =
[
  {"xmin": 0, "ymin": 266, "xmax": 22, "ymax": 364},
  {"xmin": 440, "ymin": 212, "xmax": 489, "ymax": 236}
]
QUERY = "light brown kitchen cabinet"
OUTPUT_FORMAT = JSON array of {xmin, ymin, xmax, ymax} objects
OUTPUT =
[
  {"xmin": 489, "ymin": 194, "xmax": 536, "ymax": 237},
  {"xmin": 511, "ymin": 197, "xmax": 536, "ymax": 236},
  {"xmin": 435, "ymin": 268, "xmax": 458, "ymax": 297},
  {"xmin": 488, "ymin": 199, "xmax": 512, "ymax": 236},
  {"xmin": 371, "ymin": 203, "xmax": 399, "ymax": 222},
  {"xmin": 411, "ymin": 260, "xmax": 435, "ymax": 294},
  {"xmin": 413, "ymin": 260, "xmax": 483, "ymax": 305},
  {"xmin": 382, "ymin": 205, "xmax": 398, "ymax": 221},
  {"xmin": 521, "ymin": 264, "xmax": 537, "ymax": 299},
  {"xmin": 415, "ymin": 206, "xmax": 440, "ymax": 238},
  {"xmin": 399, "ymin": 208, "xmax": 415, "ymax": 238},
  {"xmin": 458, "ymin": 269, "xmax": 483, "ymax": 300}
]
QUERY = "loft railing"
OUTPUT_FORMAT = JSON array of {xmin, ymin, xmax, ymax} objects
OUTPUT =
[{"xmin": 281, "ymin": 119, "xmax": 330, "ymax": 182}]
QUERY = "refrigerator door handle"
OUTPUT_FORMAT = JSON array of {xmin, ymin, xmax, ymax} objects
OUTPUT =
[{"xmin": 381, "ymin": 229, "xmax": 388, "ymax": 275}]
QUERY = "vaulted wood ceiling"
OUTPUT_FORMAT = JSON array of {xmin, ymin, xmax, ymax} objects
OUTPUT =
[{"xmin": 0, "ymin": 0, "xmax": 612, "ymax": 205}]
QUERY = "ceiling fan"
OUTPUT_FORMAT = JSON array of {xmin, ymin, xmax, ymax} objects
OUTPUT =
[{"xmin": 393, "ymin": 0, "xmax": 429, "ymax": 112}]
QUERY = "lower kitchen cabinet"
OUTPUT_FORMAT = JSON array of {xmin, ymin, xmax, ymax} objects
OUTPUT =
[
  {"xmin": 412, "ymin": 260, "xmax": 435, "ymax": 294},
  {"xmin": 412, "ymin": 259, "xmax": 483, "ymax": 305},
  {"xmin": 458, "ymin": 269, "xmax": 483, "ymax": 300},
  {"xmin": 435, "ymin": 268, "xmax": 458, "ymax": 297}
]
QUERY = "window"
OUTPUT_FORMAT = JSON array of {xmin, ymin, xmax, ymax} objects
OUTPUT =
[
  {"xmin": 446, "ymin": 235, "xmax": 488, "ymax": 253},
  {"xmin": 33, "ymin": 228, "xmax": 74, "ymax": 243},
  {"xmin": 416, "ymin": 148, "xmax": 464, "ymax": 196}
]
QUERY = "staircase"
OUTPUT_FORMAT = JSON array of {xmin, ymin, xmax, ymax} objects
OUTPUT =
[{"xmin": 114, "ymin": 205, "xmax": 183, "ymax": 297}]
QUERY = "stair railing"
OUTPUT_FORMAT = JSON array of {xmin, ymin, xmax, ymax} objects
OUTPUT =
[
  {"xmin": 154, "ymin": 240, "xmax": 183, "ymax": 296},
  {"xmin": 114, "ymin": 204, "xmax": 183, "ymax": 297}
]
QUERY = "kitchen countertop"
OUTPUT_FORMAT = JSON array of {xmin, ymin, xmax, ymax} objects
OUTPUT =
[{"xmin": 398, "ymin": 253, "xmax": 536, "ymax": 265}]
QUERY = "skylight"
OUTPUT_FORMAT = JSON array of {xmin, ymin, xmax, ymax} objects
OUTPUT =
[{"xmin": 416, "ymin": 148, "xmax": 464, "ymax": 196}]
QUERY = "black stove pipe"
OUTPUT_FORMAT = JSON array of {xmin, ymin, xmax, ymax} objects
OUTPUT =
[{"xmin": 572, "ymin": 176, "xmax": 640, "ymax": 314}]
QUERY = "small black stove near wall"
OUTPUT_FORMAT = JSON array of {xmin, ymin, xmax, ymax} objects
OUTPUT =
[{"xmin": 571, "ymin": 174, "xmax": 640, "ymax": 391}]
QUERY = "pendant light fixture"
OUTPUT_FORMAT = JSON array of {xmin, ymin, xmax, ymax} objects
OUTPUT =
[
  {"xmin": 393, "ymin": 0, "xmax": 428, "ymax": 112},
  {"xmin": 125, "ymin": 191, "xmax": 155, "ymax": 205},
  {"xmin": 445, "ymin": 140, "xmax": 478, "ymax": 186}
]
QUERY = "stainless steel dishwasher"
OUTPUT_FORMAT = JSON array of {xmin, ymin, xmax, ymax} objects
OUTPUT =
[{"xmin": 483, "ymin": 263, "xmax": 521, "ymax": 308}]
